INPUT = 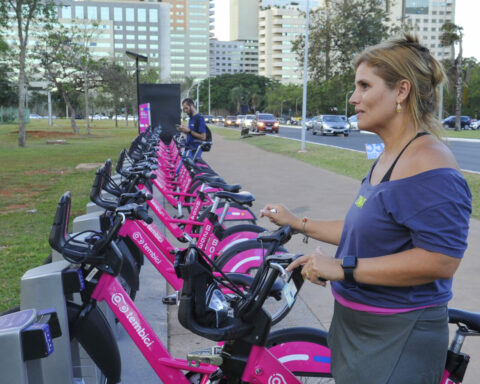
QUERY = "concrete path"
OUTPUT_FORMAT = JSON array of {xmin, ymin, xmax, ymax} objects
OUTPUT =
[{"xmin": 120, "ymin": 132, "xmax": 480, "ymax": 383}]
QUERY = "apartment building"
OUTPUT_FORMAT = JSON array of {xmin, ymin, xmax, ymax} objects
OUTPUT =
[
  {"xmin": 209, "ymin": 39, "xmax": 258, "ymax": 76},
  {"xmin": 161, "ymin": 0, "xmax": 211, "ymax": 81},
  {"xmin": 56, "ymin": 0, "xmax": 171, "ymax": 81},
  {"xmin": 395, "ymin": 0, "xmax": 456, "ymax": 60},
  {"xmin": 229, "ymin": 0, "xmax": 259, "ymax": 41},
  {"xmin": 258, "ymin": 6, "xmax": 305, "ymax": 84},
  {"xmin": 261, "ymin": 0, "xmax": 319, "ymax": 11}
]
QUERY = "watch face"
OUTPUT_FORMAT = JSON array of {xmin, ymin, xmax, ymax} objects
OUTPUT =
[{"xmin": 342, "ymin": 256, "xmax": 357, "ymax": 268}]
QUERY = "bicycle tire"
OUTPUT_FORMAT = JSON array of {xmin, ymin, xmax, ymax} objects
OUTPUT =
[
  {"xmin": 215, "ymin": 240, "xmax": 292, "ymax": 325},
  {"xmin": 266, "ymin": 327, "xmax": 334, "ymax": 383}
]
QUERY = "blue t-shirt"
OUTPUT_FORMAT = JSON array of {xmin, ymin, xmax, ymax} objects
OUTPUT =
[
  {"xmin": 186, "ymin": 113, "xmax": 207, "ymax": 152},
  {"xmin": 331, "ymin": 167, "xmax": 472, "ymax": 309}
]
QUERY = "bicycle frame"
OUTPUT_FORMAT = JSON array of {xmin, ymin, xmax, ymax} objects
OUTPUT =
[
  {"xmin": 119, "ymin": 216, "xmax": 268, "ymax": 288},
  {"xmin": 91, "ymin": 272, "xmax": 216, "ymax": 382},
  {"xmin": 89, "ymin": 271, "xmax": 332, "ymax": 384}
]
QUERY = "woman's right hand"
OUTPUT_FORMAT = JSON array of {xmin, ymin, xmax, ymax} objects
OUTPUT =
[{"xmin": 260, "ymin": 204, "xmax": 300, "ymax": 228}]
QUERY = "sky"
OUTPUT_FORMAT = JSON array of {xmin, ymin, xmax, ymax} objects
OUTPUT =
[
  {"xmin": 213, "ymin": 0, "xmax": 480, "ymax": 60},
  {"xmin": 454, "ymin": 0, "xmax": 479, "ymax": 60}
]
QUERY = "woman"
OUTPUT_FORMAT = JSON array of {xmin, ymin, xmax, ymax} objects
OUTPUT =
[{"xmin": 261, "ymin": 34, "xmax": 472, "ymax": 383}]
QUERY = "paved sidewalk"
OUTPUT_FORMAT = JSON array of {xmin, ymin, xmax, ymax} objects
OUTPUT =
[{"xmin": 121, "ymin": 132, "xmax": 480, "ymax": 383}]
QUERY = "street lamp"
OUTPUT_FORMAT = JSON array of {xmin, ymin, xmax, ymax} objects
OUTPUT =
[
  {"xmin": 345, "ymin": 90, "xmax": 354, "ymax": 118},
  {"xmin": 300, "ymin": 0, "xmax": 310, "ymax": 152},
  {"xmin": 126, "ymin": 50, "xmax": 148, "ymax": 116},
  {"xmin": 280, "ymin": 100, "xmax": 286, "ymax": 118}
]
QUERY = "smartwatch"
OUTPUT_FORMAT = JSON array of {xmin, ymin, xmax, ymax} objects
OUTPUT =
[{"xmin": 341, "ymin": 256, "xmax": 358, "ymax": 283}]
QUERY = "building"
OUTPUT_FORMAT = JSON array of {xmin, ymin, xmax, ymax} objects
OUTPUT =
[
  {"xmin": 229, "ymin": 0, "xmax": 259, "ymax": 41},
  {"xmin": 209, "ymin": 39, "xmax": 258, "ymax": 76},
  {"xmin": 261, "ymin": 0, "xmax": 319, "ymax": 11},
  {"xmin": 258, "ymin": 5, "xmax": 305, "ymax": 84},
  {"xmin": 161, "ymin": 0, "xmax": 211, "ymax": 81},
  {"xmin": 390, "ymin": 0, "xmax": 456, "ymax": 60},
  {"xmin": 57, "ymin": 0, "xmax": 171, "ymax": 81}
]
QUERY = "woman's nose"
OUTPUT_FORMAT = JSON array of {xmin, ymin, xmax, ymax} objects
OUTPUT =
[{"xmin": 349, "ymin": 90, "xmax": 359, "ymax": 105}]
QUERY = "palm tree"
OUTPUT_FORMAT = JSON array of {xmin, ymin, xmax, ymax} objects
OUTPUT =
[{"xmin": 440, "ymin": 22, "xmax": 464, "ymax": 131}]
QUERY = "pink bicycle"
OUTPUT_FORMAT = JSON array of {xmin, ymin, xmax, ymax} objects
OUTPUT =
[{"xmin": 49, "ymin": 192, "xmax": 333, "ymax": 383}]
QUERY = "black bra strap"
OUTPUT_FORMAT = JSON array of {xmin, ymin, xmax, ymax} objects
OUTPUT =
[{"xmin": 380, "ymin": 131, "xmax": 430, "ymax": 183}]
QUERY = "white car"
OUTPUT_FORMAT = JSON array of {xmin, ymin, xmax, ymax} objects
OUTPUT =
[
  {"xmin": 242, "ymin": 114, "xmax": 256, "ymax": 129},
  {"xmin": 348, "ymin": 115, "xmax": 358, "ymax": 130},
  {"xmin": 470, "ymin": 120, "xmax": 479, "ymax": 130}
]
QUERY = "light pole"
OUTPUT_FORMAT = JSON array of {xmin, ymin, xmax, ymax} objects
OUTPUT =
[
  {"xmin": 280, "ymin": 100, "xmax": 286, "ymax": 118},
  {"xmin": 300, "ymin": 0, "xmax": 310, "ymax": 152},
  {"xmin": 208, "ymin": 77, "xmax": 211, "ymax": 115},
  {"xmin": 196, "ymin": 82, "xmax": 200, "ymax": 113},
  {"xmin": 126, "ymin": 50, "xmax": 148, "ymax": 118},
  {"xmin": 345, "ymin": 90, "xmax": 354, "ymax": 118}
]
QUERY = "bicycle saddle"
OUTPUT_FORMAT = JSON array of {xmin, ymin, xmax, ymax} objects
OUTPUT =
[
  {"xmin": 213, "ymin": 191, "xmax": 254, "ymax": 206},
  {"xmin": 449, "ymin": 308, "xmax": 480, "ymax": 332},
  {"xmin": 193, "ymin": 174, "xmax": 226, "ymax": 185}
]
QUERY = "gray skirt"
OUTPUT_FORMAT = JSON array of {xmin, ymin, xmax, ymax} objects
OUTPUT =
[{"xmin": 327, "ymin": 301, "xmax": 449, "ymax": 384}]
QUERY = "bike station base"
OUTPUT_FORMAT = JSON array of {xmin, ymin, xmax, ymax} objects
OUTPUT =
[
  {"xmin": 72, "ymin": 211, "xmax": 103, "ymax": 232},
  {"xmin": 20, "ymin": 261, "xmax": 76, "ymax": 384},
  {"xmin": 0, "ymin": 309, "xmax": 53, "ymax": 384}
]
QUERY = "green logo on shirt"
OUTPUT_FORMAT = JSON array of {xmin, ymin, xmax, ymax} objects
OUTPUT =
[{"xmin": 355, "ymin": 195, "xmax": 367, "ymax": 208}]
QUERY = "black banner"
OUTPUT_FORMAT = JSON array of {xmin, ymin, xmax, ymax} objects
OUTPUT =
[{"xmin": 139, "ymin": 84, "xmax": 181, "ymax": 142}]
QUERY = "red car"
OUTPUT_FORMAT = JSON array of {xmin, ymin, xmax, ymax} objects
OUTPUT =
[{"xmin": 253, "ymin": 113, "xmax": 279, "ymax": 133}]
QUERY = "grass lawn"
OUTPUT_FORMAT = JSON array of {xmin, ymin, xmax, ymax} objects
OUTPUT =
[{"xmin": 0, "ymin": 119, "xmax": 138, "ymax": 312}]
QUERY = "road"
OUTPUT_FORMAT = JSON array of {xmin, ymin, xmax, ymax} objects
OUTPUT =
[{"xmin": 273, "ymin": 125, "xmax": 480, "ymax": 173}]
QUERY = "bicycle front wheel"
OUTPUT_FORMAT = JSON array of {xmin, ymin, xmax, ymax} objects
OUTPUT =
[{"xmin": 266, "ymin": 327, "xmax": 334, "ymax": 383}]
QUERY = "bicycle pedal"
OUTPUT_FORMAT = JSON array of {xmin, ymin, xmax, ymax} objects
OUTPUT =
[
  {"xmin": 187, "ymin": 346, "xmax": 223, "ymax": 367},
  {"xmin": 162, "ymin": 293, "xmax": 178, "ymax": 305}
]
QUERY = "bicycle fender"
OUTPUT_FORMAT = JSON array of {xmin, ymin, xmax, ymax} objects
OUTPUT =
[
  {"xmin": 116, "ymin": 238, "xmax": 140, "ymax": 291},
  {"xmin": 67, "ymin": 302, "xmax": 122, "ymax": 383}
]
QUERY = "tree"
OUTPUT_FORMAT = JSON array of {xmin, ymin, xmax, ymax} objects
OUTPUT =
[
  {"xmin": 97, "ymin": 59, "xmax": 136, "ymax": 128},
  {"xmin": 72, "ymin": 20, "xmax": 100, "ymax": 134},
  {"xmin": 292, "ymin": 0, "xmax": 394, "ymax": 83},
  {"xmin": 198, "ymin": 74, "xmax": 274, "ymax": 114},
  {"xmin": 0, "ymin": 36, "xmax": 17, "ymax": 107},
  {"xmin": 440, "ymin": 22, "xmax": 464, "ymax": 131},
  {"xmin": 35, "ymin": 25, "xmax": 89, "ymax": 133},
  {"xmin": 0, "ymin": 0, "xmax": 56, "ymax": 146}
]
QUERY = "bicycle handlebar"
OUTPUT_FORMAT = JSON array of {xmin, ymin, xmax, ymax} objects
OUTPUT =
[{"xmin": 175, "ymin": 226, "xmax": 303, "ymax": 342}]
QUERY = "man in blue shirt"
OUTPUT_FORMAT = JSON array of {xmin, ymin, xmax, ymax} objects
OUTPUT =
[{"xmin": 177, "ymin": 98, "xmax": 207, "ymax": 158}]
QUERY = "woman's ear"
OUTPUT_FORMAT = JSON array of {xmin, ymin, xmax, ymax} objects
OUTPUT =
[{"xmin": 397, "ymin": 79, "xmax": 411, "ymax": 104}]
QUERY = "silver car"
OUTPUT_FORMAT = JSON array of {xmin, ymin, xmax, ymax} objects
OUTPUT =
[
  {"xmin": 312, "ymin": 115, "xmax": 350, "ymax": 136},
  {"xmin": 242, "ymin": 114, "xmax": 256, "ymax": 130}
]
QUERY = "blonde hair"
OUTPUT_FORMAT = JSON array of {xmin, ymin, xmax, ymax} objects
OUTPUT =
[{"xmin": 354, "ymin": 34, "xmax": 446, "ymax": 138}]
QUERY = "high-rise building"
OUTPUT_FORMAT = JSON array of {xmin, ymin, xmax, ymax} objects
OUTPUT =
[
  {"xmin": 57, "ymin": 0, "xmax": 171, "ymax": 81},
  {"xmin": 229, "ymin": 0, "xmax": 259, "ymax": 41},
  {"xmin": 209, "ymin": 39, "xmax": 258, "ymax": 76},
  {"xmin": 261, "ymin": 0, "xmax": 319, "ymax": 11},
  {"xmin": 161, "ymin": 0, "xmax": 211, "ymax": 81},
  {"xmin": 389, "ymin": 0, "xmax": 456, "ymax": 60},
  {"xmin": 258, "ymin": 5, "xmax": 305, "ymax": 84}
]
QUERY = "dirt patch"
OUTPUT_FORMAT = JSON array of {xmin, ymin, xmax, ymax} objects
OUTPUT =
[
  {"xmin": 0, "ymin": 203, "xmax": 32, "ymax": 215},
  {"xmin": 0, "ymin": 187, "xmax": 36, "ymax": 198},
  {"xmin": 21, "ymin": 168, "xmax": 71, "ymax": 177},
  {"xmin": 75, "ymin": 163, "xmax": 104, "ymax": 170},
  {"xmin": 11, "ymin": 130, "xmax": 76, "ymax": 139}
]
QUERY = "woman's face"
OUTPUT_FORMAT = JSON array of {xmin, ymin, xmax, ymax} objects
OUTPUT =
[{"xmin": 349, "ymin": 62, "xmax": 398, "ymax": 132}]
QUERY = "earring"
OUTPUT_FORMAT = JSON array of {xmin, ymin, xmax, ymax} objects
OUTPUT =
[{"xmin": 396, "ymin": 103, "xmax": 402, "ymax": 113}]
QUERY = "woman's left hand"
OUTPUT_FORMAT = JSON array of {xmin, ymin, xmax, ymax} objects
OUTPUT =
[{"xmin": 286, "ymin": 247, "xmax": 343, "ymax": 286}]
